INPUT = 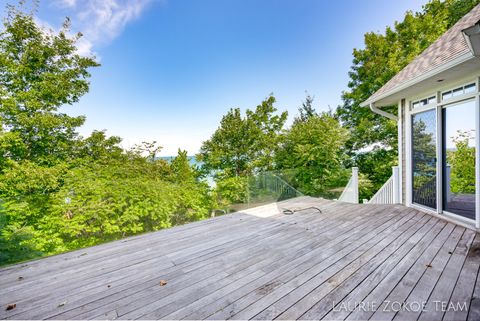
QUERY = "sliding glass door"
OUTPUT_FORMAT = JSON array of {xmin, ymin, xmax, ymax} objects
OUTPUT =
[
  {"xmin": 409, "ymin": 82, "xmax": 479, "ymax": 225},
  {"xmin": 412, "ymin": 109, "xmax": 437, "ymax": 209},
  {"xmin": 442, "ymin": 100, "xmax": 476, "ymax": 220}
]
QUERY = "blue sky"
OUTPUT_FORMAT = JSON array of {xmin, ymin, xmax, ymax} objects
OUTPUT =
[{"xmin": 2, "ymin": 0, "xmax": 428, "ymax": 155}]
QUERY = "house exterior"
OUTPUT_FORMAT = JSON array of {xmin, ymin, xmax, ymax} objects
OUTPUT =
[{"xmin": 362, "ymin": 3, "xmax": 480, "ymax": 228}]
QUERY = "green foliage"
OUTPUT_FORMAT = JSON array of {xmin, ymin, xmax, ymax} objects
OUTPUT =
[
  {"xmin": 214, "ymin": 176, "xmax": 249, "ymax": 206},
  {"xmin": 444, "ymin": 0, "xmax": 480, "ymax": 25},
  {"xmin": 0, "ymin": 149, "xmax": 213, "ymax": 265},
  {"xmin": 0, "ymin": 160, "xmax": 69, "ymax": 261},
  {"xmin": 275, "ymin": 111, "xmax": 350, "ymax": 196},
  {"xmin": 0, "ymin": 223, "xmax": 42, "ymax": 265},
  {"xmin": 52, "ymin": 159, "xmax": 210, "ymax": 248},
  {"xmin": 358, "ymin": 173, "xmax": 375, "ymax": 201},
  {"xmin": 354, "ymin": 148, "xmax": 397, "ymax": 197},
  {"xmin": 0, "ymin": 5, "xmax": 99, "ymax": 166},
  {"xmin": 412, "ymin": 118, "xmax": 437, "ymax": 190},
  {"xmin": 0, "ymin": 5, "xmax": 214, "ymax": 266},
  {"xmin": 448, "ymin": 131, "xmax": 476, "ymax": 194},
  {"xmin": 294, "ymin": 93, "xmax": 317, "ymax": 124},
  {"xmin": 198, "ymin": 95, "xmax": 287, "ymax": 178},
  {"xmin": 75, "ymin": 130, "xmax": 123, "ymax": 162},
  {"xmin": 170, "ymin": 149, "xmax": 197, "ymax": 183},
  {"xmin": 335, "ymin": 0, "xmax": 480, "ymax": 187}
]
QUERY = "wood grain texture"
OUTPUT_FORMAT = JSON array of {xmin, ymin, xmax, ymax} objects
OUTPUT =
[{"xmin": 0, "ymin": 197, "xmax": 478, "ymax": 321}]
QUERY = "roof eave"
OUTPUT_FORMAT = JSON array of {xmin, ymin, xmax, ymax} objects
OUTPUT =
[{"xmin": 360, "ymin": 51, "xmax": 475, "ymax": 108}]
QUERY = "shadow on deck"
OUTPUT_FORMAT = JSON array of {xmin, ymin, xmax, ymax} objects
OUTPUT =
[{"xmin": 1, "ymin": 197, "xmax": 480, "ymax": 320}]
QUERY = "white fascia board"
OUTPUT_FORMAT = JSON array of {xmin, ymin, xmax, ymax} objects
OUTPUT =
[{"xmin": 360, "ymin": 52, "xmax": 475, "ymax": 108}]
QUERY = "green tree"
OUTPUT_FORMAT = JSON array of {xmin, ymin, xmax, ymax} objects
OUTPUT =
[
  {"xmin": 214, "ymin": 176, "xmax": 249, "ymax": 206},
  {"xmin": 49, "ymin": 157, "xmax": 212, "ymax": 249},
  {"xmin": 294, "ymin": 92, "xmax": 317, "ymax": 124},
  {"xmin": 0, "ymin": 144, "xmax": 214, "ymax": 265},
  {"xmin": 0, "ymin": 3, "xmax": 99, "ymax": 264},
  {"xmin": 275, "ymin": 111, "xmax": 350, "ymax": 196},
  {"xmin": 198, "ymin": 95, "xmax": 287, "ymax": 178},
  {"xmin": 0, "ymin": 4, "xmax": 99, "ymax": 167},
  {"xmin": 0, "ymin": 159, "xmax": 69, "ymax": 262},
  {"xmin": 75, "ymin": 130, "xmax": 123, "ymax": 162},
  {"xmin": 448, "ymin": 131, "xmax": 476, "ymax": 194},
  {"xmin": 170, "ymin": 149, "xmax": 196, "ymax": 183},
  {"xmin": 0, "ymin": 4, "xmax": 214, "ymax": 266},
  {"xmin": 412, "ymin": 119, "xmax": 437, "ymax": 190}
]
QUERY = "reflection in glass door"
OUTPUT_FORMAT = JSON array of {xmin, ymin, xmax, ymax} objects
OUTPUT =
[
  {"xmin": 443, "ymin": 100, "xmax": 476, "ymax": 220},
  {"xmin": 412, "ymin": 109, "xmax": 437, "ymax": 209}
]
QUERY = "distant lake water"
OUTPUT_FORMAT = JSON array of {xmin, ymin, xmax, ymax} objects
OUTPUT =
[{"xmin": 158, "ymin": 156, "xmax": 201, "ymax": 166}]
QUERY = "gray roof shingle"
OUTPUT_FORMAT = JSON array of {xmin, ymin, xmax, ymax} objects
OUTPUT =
[{"xmin": 363, "ymin": 3, "xmax": 480, "ymax": 105}]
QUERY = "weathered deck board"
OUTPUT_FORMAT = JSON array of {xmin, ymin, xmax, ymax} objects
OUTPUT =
[
  {"xmin": 0, "ymin": 197, "xmax": 479, "ymax": 320},
  {"xmin": 160, "ymin": 208, "xmax": 415, "ymax": 320},
  {"xmin": 205, "ymin": 207, "xmax": 409, "ymax": 321},
  {"xmin": 79, "ymin": 201, "xmax": 378, "ymax": 320},
  {"xmin": 393, "ymin": 225, "xmax": 464, "ymax": 321},
  {"xmin": 327, "ymin": 220, "xmax": 451, "ymax": 320},
  {"xmin": 443, "ymin": 233, "xmax": 480, "ymax": 321},
  {"xmin": 274, "ymin": 211, "xmax": 436, "ymax": 320}
]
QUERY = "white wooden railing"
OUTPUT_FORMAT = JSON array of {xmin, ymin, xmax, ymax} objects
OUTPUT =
[
  {"xmin": 338, "ymin": 167, "xmax": 359, "ymax": 204},
  {"xmin": 365, "ymin": 166, "xmax": 400, "ymax": 204}
]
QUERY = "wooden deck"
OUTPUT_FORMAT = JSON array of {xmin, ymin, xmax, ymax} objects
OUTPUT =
[{"xmin": 1, "ymin": 196, "xmax": 480, "ymax": 320}]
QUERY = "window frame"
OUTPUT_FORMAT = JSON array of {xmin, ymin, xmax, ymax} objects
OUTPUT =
[{"xmin": 405, "ymin": 77, "xmax": 480, "ymax": 228}]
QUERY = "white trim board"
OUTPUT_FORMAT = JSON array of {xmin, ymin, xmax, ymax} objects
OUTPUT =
[
  {"xmin": 361, "ymin": 53, "xmax": 476, "ymax": 107},
  {"xmin": 410, "ymin": 203, "xmax": 479, "ymax": 232}
]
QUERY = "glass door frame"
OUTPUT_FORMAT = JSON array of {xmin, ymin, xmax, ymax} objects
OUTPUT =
[{"xmin": 405, "ymin": 77, "xmax": 480, "ymax": 228}]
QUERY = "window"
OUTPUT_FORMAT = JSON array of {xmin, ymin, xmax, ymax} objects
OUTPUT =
[
  {"xmin": 412, "ymin": 109, "xmax": 437, "ymax": 209},
  {"xmin": 442, "ymin": 100, "xmax": 476, "ymax": 220},
  {"xmin": 412, "ymin": 95, "xmax": 436, "ymax": 109},
  {"xmin": 464, "ymin": 83, "xmax": 476, "ymax": 93},
  {"xmin": 442, "ymin": 83, "xmax": 477, "ymax": 100}
]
